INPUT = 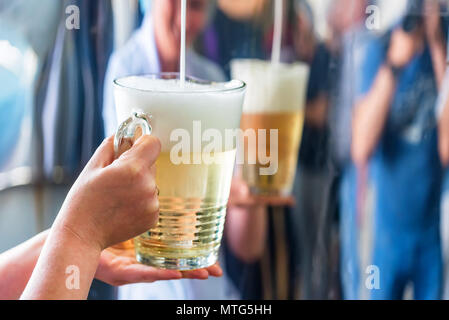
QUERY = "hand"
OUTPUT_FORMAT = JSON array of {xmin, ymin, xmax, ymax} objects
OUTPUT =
[
  {"xmin": 54, "ymin": 135, "xmax": 161, "ymax": 252},
  {"xmin": 96, "ymin": 241, "xmax": 223, "ymax": 286},
  {"xmin": 225, "ymin": 178, "xmax": 269, "ymax": 262},
  {"xmin": 387, "ymin": 28, "xmax": 419, "ymax": 68},
  {"xmin": 228, "ymin": 178, "xmax": 295, "ymax": 208}
]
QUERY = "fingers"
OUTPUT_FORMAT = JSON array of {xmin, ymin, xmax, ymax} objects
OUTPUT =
[
  {"xmin": 228, "ymin": 193, "xmax": 295, "ymax": 208},
  {"xmin": 205, "ymin": 263, "xmax": 223, "ymax": 277},
  {"xmin": 124, "ymin": 264, "xmax": 182, "ymax": 284},
  {"xmin": 144, "ymin": 192, "xmax": 160, "ymax": 230},
  {"xmin": 89, "ymin": 135, "xmax": 161, "ymax": 172},
  {"xmin": 181, "ymin": 269, "xmax": 209, "ymax": 280},
  {"xmin": 181, "ymin": 263, "xmax": 223, "ymax": 279},
  {"xmin": 97, "ymin": 249, "xmax": 183, "ymax": 286},
  {"xmin": 256, "ymin": 195, "xmax": 296, "ymax": 207},
  {"xmin": 127, "ymin": 135, "xmax": 161, "ymax": 168},
  {"xmin": 230, "ymin": 178, "xmax": 250, "ymax": 198},
  {"xmin": 88, "ymin": 136, "xmax": 115, "ymax": 169}
]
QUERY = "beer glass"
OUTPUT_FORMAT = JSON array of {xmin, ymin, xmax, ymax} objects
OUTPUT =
[
  {"xmin": 113, "ymin": 73, "xmax": 245, "ymax": 270},
  {"xmin": 231, "ymin": 59, "xmax": 309, "ymax": 196}
]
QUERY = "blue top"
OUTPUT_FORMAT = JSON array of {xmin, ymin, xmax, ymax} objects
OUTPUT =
[{"xmin": 357, "ymin": 32, "xmax": 443, "ymax": 230}]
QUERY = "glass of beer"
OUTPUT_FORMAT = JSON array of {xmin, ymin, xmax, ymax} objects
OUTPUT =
[
  {"xmin": 231, "ymin": 59, "xmax": 309, "ymax": 197},
  {"xmin": 113, "ymin": 73, "xmax": 245, "ymax": 270}
]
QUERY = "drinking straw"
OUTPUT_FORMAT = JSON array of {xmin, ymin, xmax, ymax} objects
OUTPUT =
[{"xmin": 271, "ymin": 0, "xmax": 283, "ymax": 65}]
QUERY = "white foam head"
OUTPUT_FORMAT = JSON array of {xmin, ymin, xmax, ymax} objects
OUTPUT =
[
  {"xmin": 230, "ymin": 59, "xmax": 310, "ymax": 114},
  {"xmin": 113, "ymin": 76, "xmax": 246, "ymax": 152}
]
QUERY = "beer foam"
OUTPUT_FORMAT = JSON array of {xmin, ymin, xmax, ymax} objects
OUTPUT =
[
  {"xmin": 114, "ymin": 76, "xmax": 245, "ymax": 152},
  {"xmin": 116, "ymin": 77, "xmax": 241, "ymax": 93},
  {"xmin": 230, "ymin": 59, "xmax": 310, "ymax": 114}
]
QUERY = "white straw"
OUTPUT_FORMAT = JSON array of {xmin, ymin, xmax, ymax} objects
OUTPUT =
[
  {"xmin": 180, "ymin": 0, "xmax": 187, "ymax": 87},
  {"xmin": 271, "ymin": 0, "xmax": 283, "ymax": 65}
]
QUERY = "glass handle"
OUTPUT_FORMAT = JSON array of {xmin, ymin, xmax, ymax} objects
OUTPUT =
[{"xmin": 114, "ymin": 112, "xmax": 152, "ymax": 158}]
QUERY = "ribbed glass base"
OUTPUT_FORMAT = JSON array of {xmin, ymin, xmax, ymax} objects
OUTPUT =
[{"xmin": 136, "ymin": 249, "xmax": 219, "ymax": 270}]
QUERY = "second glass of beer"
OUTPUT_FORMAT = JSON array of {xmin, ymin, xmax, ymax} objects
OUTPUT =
[
  {"xmin": 113, "ymin": 73, "xmax": 246, "ymax": 270},
  {"xmin": 231, "ymin": 59, "xmax": 310, "ymax": 197}
]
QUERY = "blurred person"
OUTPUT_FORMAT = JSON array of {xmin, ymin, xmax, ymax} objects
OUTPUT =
[
  {"xmin": 324, "ymin": 0, "xmax": 373, "ymax": 300},
  {"xmin": 290, "ymin": 0, "xmax": 334, "ymax": 299},
  {"xmin": 103, "ymin": 0, "xmax": 268, "ymax": 300},
  {"xmin": 0, "ymin": 135, "xmax": 222, "ymax": 299},
  {"xmin": 435, "ymin": 19, "xmax": 449, "ymax": 299},
  {"xmin": 199, "ymin": 0, "xmax": 268, "ymax": 77},
  {"xmin": 352, "ymin": 0, "xmax": 447, "ymax": 299},
  {"xmin": 103, "ymin": 0, "xmax": 225, "ymax": 136}
]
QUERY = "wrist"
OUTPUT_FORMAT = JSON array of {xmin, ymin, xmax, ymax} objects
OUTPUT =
[
  {"xmin": 428, "ymin": 30, "xmax": 444, "ymax": 48},
  {"xmin": 52, "ymin": 221, "xmax": 103, "ymax": 256},
  {"xmin": 20, "ymin": 223, "xmax": 101, "ymax": 300},
  {"xmin": 384, "ymin": 60, "xmax": 403, "ymax": 79}
]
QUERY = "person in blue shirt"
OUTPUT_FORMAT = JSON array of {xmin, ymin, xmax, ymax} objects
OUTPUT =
[
  {"xmin": 352, "ymin": 1, "xmax": 447, "ymax": 299},
  {"xmin": 435, "ymin": 19, "xmax": 449, "ymax": 300}
]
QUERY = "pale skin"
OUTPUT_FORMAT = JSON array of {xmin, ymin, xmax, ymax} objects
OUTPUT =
[
  {"xmin": 440, "ymin": 93, "xmax": 449, "ymax": 166},
  {"xmin": 1, "ymin": 140, "xmax": 269, "ymax": 299},
  {"xmin": 0, "ymin": 135, "xmax": 219, "ymax": 300},
  {"xmin": 352, "ymin": 2, "xmax": 447, "ymax": 166},
  {"xmin": 20, "ymin": 135, "xmax": 162, "ymax": 299},
  {"xmin": 0, "ymin": 228, "xmax": 222, "ymax": 300},
  {"xmin": 0, "ymin": 142, "xmax": 263, "ymax": 300},
  {"xmin": 153, "ymin": 0, "xmax": 208, "ymax": 73}
]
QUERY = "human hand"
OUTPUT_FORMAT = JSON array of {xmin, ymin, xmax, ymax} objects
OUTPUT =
[
  {"xmin": 388, "ymin": 28, "xmax": 419, "ymax": 68},
  {"xmin": 96, "ymin": 241, "xmax": 222, "ymax": 286},
  {"xmin": 54, "ymin": 135, "xmax": 161, "ymax": 252},
  {"xmin": 225, "ymin": 178, "xmax": 269, "ymax": 263},
  {"xmin": 227, "ymin": 178, "xmax": 295, "ymax": 208}
]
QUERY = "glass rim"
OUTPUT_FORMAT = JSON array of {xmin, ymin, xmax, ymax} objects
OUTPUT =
[{"xmin": 113, "ymin": 72, "xmax": 246, "ymax": 94}]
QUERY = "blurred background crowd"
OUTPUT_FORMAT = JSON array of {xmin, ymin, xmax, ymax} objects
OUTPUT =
[{"xmin": 1, "ymin": 0, "xmax": 449, "ymax": 300}]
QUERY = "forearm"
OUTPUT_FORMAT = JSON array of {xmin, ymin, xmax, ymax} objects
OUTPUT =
[
  {"xmin": 20, "ymin": 223, "xmax": 101, "ymax": 300},
  {"xmin": 225, "ymin": 205, "xmax": 267, "ymax": 263},
  {"xmin": 352, "ymin": 66, "xmax": 396, "ymax": 165},
  {"xmin": 429, "ymin": 38, "xmax": 447, "ymax": 89},
  {"xmin": 439, "ymin": 98, "xmax": 449, "ymax": 167},
  {"xmin": 0, "ymin": 230, "xmax": 49, "ymax": 300}
]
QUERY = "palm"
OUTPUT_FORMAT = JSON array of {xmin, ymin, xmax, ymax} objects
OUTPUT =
[{"xmin": 95, "ymin": 241, "xmax": 222, "ymax": 286}]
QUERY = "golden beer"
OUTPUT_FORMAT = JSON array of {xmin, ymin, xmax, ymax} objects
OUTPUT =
[
  {"xmin": 113, "ymin": 74, "xmax": 245, "ymax": 270},
  {"xmin": 135, "ymin": 150, "xmax": 236, "ymax": 268},
  {"xmin": 240, "ymin": 110, "xmax": 304, "ymax": 196},
  {"xmin": 231, "ymin": 59, "xmax": 309, "ymax": 196}
]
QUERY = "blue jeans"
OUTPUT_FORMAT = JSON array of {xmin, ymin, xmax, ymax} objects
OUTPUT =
[
  {"xmin": 339, "ymin": 165, "xmax": 360, "ymax": 299},
  {"xmin": 370, "ymin": 221, "xmax": 442, "ymax": 300}
]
